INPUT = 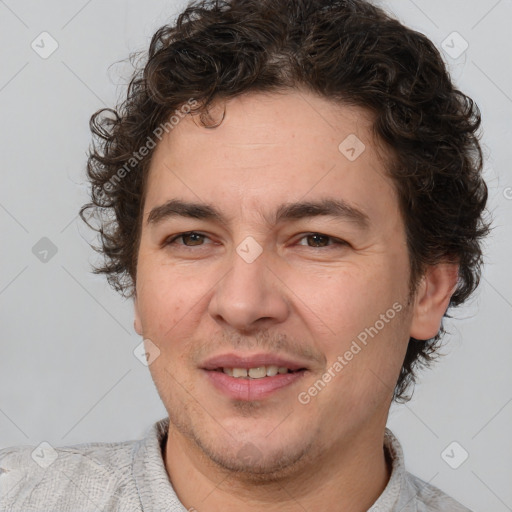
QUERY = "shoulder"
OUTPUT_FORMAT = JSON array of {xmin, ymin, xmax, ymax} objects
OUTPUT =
[
  {"xmin": 404, "ymin": 471, "xmax": 473, "ymax": 512},
  {"xmin": 0, "ymin": 439, "xmax": 141, "ymax": 512}
]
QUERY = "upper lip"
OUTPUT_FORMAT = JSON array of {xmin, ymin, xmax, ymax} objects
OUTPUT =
[{"xmin": 201, "ymin": 353, "xmax": 310, "ymax": 371}]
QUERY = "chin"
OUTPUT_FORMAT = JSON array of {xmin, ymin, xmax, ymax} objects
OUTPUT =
[
  {"xmin": 199, "ymin": 437, "xmax": 315, "ymax": 482},
  {"xmin": 166, "ymin": 395, "xmax": 322, "ymax": 480}
]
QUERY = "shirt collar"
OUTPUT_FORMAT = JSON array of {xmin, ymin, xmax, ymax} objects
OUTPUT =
[
  {"xmin": 132, "ymin": 416, "xmax": 186, "ymax": 512},
  {"xmin": 368, "ymin": 428, "xmax": 416, "ymax": 511}
]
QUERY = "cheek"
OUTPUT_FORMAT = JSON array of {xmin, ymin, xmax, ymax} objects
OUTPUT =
[
  {"xmin": 136, "ymin": 263, "xmax": 193, "ymax": 336},
  {"xmin": 292, "ymin": 262, "xmax": 402, "ymax": 339}
]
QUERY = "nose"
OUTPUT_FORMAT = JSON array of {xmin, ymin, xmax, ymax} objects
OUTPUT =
[{"xmin": 207, "ymin": 245, "xmax": 290, "ymax": 333}]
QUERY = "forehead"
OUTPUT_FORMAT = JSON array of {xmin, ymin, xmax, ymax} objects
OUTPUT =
[{"xmin": 143, "ymin": 90, "xmax": 399, "ymax": 229}]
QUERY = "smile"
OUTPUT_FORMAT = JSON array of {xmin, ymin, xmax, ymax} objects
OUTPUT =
[
  {"xmin": 216, "ymin": 366, "xmax": 300, "ymax": 378},
  {"xmin": 203, "ymin": 367, "xmax": 308, "ymax": 400}
]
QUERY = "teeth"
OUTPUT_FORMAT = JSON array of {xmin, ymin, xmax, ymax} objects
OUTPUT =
[
  {"xmin": 232, "ymin": 368, "xmax": 248, "ymax": 378},
  {"xmin": 248, "ymin": 367, "xmax": 267, "ymax": 379},
  {"xmin": 266, "ymin": 365, "xmax": 279, "ymax": 376},
  {"xmin": 220, "ymin": 365, "xmax": 293, "ymax": 378}
]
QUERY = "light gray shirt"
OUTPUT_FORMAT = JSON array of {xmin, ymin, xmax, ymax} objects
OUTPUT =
[{"xmin": 0, "ymin": 417, "xmax": 472, "ymax": 511}]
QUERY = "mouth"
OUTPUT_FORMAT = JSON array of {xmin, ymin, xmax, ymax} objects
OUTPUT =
[
  {"xmin": 200, "ymin": 353, "xmax": 309, "ymax": 400},
  {"xmin": 214, "ymin": 365, "xmax": 305, "ymax": 377}
]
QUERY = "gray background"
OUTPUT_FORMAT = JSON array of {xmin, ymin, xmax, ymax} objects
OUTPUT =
[{"xmin": 1, "ymin": 0, "xmax": 511, "ymax": 510}]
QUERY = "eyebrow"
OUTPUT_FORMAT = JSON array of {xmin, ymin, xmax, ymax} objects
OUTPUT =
[{"xmin": 146, "ymin": 198, "xmax": 370, "ymax": 230}]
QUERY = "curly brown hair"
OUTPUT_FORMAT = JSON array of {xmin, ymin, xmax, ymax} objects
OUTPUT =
[{"xmin": 80, "ymin": 0, "xmax": 491, "ymax": 402}]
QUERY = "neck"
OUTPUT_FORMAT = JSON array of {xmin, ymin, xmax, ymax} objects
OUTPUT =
[{"xmin": 164, "ymin": 425, "xmax": 391, "ymax": 512}]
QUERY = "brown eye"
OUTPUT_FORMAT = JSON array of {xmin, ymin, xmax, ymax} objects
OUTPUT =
[
  {"xmin": 306, "ymin": 234, "xmax": 330, "ymax": 247},
  {"xmin": 180, "ymin": 232, "xmax": 205, "ymax": 246},
  {"xmin": 296, "ymin": 233, "xmax": 348, "ymax": 248},
  {"xmin": 165, "ymin": 232, "xmax": 208, "ymax": 247}
]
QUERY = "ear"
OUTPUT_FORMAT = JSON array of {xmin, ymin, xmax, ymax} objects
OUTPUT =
[
  {"xmin": 133, "ymin": 293, "xmax": 143, "ymax": 336},
  {"xmin": 409, "ymin": 262, "xmax": 459, "ymax": 341}
]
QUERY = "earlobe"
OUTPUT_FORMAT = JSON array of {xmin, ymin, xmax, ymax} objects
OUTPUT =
[{"xmin": 409, "ymin": 262, "xmax": 459, "ymax": 341}]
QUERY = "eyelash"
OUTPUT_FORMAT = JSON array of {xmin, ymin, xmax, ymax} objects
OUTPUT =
[{"xmin": 163, "ymin": 231, "xmax": 349, "ymax": 250}]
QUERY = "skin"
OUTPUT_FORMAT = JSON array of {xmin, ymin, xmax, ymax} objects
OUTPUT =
[{"xmin": 133, "ymin": 89, "xmax": 458, "ymax": 511}]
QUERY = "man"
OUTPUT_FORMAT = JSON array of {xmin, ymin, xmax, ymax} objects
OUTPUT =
[{"xmin": 0, "ymin": 0, "xmax": 489, "ymax": 510}]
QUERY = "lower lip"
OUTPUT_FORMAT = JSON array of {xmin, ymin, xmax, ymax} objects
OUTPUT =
[{"xmin": 203, "ymin": 369, "xmax": 307, "ymax": 401}]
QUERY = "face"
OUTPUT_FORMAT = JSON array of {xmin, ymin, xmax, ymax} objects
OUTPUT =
[{"xmin": 134, "ymin": 90, "xmax": 418, "ymax": 476}]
